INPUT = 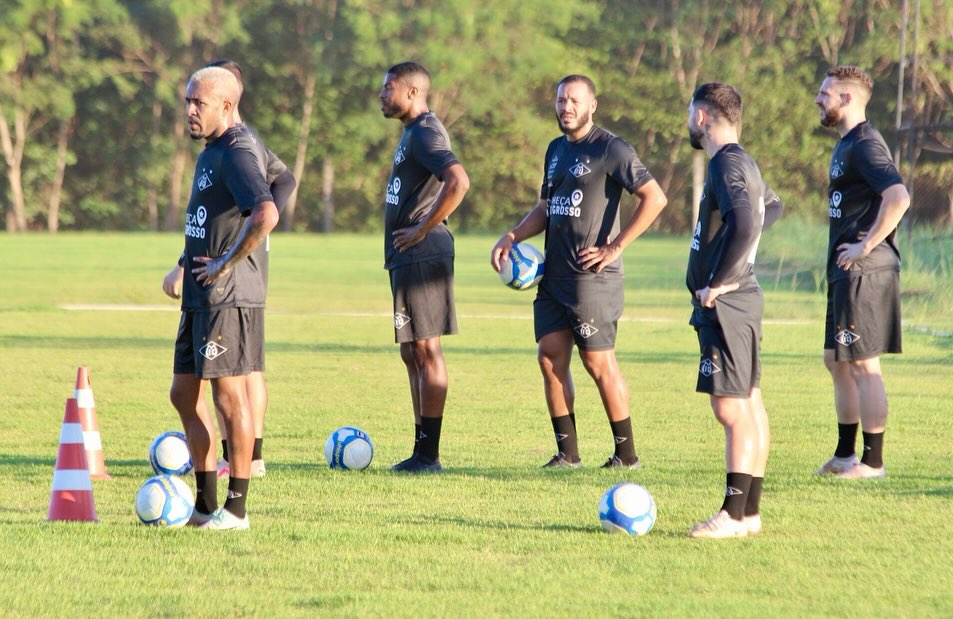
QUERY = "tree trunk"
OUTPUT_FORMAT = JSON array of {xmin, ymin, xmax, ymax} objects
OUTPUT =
[
  {"xmin": 47, "ymin": 117, "xmax": 75, "ymax": 233},
  {"xmin": 321, "ymin": 156, "xmax": 334, "ymax": 233},
  {"xmin": 0, "ymin": 106, "xmax": 28, "ymax": 232},
  {"xmin": 147, "ymin": 98, "xmax": 162, "ymax": 231},
  {"xmin": 284, "ymin": 71, "xmax": 316, "ymax": 231}
]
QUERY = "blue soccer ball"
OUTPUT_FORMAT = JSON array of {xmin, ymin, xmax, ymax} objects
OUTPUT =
[
  {"xmin": 599, "ymin": 482, "xmax": 657, "ymax": 536},
  {"xmin": 324, "ymin": 426, "xmax": 374, "ymax": 470},
  {"xmin": 149, "ymin": 430, "xmax": 193, "ymax": 476},
  {"xmin": 498, "ymin": 241, "xmax": 545, "ymax": 290},
  {"xmin": 135, "ymin": 474, "xmax": 194, "ymax": 527}
]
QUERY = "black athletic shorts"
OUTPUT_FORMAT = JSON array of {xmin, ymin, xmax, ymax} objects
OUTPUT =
[
  {"xmin": 534, "ymin": 277, "xmax": 623, "ymax": 350},
  {"xmin": 693, "ymin": 288, "xmax": 763, "ymax": 397},
  {"xmin": 389, "ymin": 257, "xmax": 458, "ymax": 343},
  {"xmin": 173, "ymin": 307, "xmax": 265, "ymax": 378},
  {"xmin": 825, "ymin": 270, "xmax": 902, "ymax": 361}
]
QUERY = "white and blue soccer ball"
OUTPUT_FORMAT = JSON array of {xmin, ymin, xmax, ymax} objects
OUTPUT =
[
  {"xmin": 135, "ymin": 474, "xmax": 194, "ymax": 527},
  {"xmin": 599, "ymin": 482, "xmax": 657, "ymax": 536},
  {"xmin": 325, "ymin": 426, "xmax": 374, "ymax": 470},
  {"xmin": 498, "ymin": 241, "xmax": 545, "ymax": 290},
  {"xmin": 149, "ymin": 430, "xmax": 193, "ymax": 476}
]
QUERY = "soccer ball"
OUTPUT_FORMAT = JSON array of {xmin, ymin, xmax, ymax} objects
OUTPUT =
[
  {"xmin": 149, "ymin": 431, "xmax": 193, "ymax": 476},
  {"xmin": 498, "ymin": 241, "xmax": 545, "ymax": 290},
  {"xmin": 324, "ymin": 426, "xmax": 374, "ymax": 470},
  {"xmin": 598, "ymin": 483, "xmax": 657, "ymax": 536},
  {"xmin": 135, "ymin": 474, "xmax": 194, "ymax": 527}
]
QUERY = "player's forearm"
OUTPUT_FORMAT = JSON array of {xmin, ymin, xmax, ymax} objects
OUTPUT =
[
  {"xmin": 270, "ymin": 169, "xmax": 297, "ymax": 216},
  {"xmin": 420, "ymin": 165, "xmax": 470, "ymax": 233},
  {"xmin": 221, "ymin": 202, "xmax": 279, "ymax": 270},
  {"xmin": 612, "ymin": 181, "xmax": 668, "ymax": 251},
  {"xmin": 508, "ymin": 201, "xmax": 548, "ymax": 243},
  {"xmin": 708, "ymin": 208, "xmax": 756, "ymax": 287},
  {"xmin": 860, "ymin": 185, "xmax": 911, "ymax": 254}
]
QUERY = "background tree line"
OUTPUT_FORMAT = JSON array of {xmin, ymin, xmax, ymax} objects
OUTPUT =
[{"xmin": 1, "ymin": 0, "xmax": 950, "ymax": 234}]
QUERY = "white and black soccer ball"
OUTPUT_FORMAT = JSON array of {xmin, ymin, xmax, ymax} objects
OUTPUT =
[
  {"xmin": 135, "ymin": 474, "xmax": 194, "ymax": 527},
  {"xmin": 599, "ymin": 482, "xmax": 657, "ymax": 536},
  {"xmin": 149, "ymin": 430, "xmax": 193, "ymax": 476},
  {"xmin": 324, "ymin": 426, "xmax": 374, "ymax": 470},
  {"xmin": 498, "ymin": 241, "xmax": 545, "ymax": 290}
]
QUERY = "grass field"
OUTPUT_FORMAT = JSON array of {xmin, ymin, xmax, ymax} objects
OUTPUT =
[{"xmin": 1, "ymin": 232, "xmax": 951, "ymax": 618}]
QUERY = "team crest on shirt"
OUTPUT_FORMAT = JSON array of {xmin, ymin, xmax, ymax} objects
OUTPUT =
[
  {"xmin": 569, "ymin": 162, "xmax": 591, "ymax": 178},
  {"xmin": 199, "ymin": 341, "xmax": 228, "ymax": 361},
  {"xmin": 834, "ymin": 329, "xmax": 860, "ymax": 347},
  {"xmin": 699, "ymin": 357, "xmax": 721, "ymax": 377},
  {"xmin": 394, "ymin": 147, "xmax": 406, "ymax": 166},
  {"xmin": 830, "ymin": 159, "xmax": 844, "ymax": 179},
  {"xmin": 197, "ymin": 168, "xmax": 213, "ymax": 191},
  {"xmin": 394, "ymin": 312, "xmax": 411, "ymax": 330},
  {"xmin": 574, "ymin": 322, "xmax": 599, "ymax": 339}
]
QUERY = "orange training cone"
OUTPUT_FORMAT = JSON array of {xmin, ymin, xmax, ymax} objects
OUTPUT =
[
  {"xmin": 74, "ymin": 366, "xmax": 109, "ymax": 479},
  {"xmin": 48, "ymin": 398, "xmax": 98, "ymax": 522}
]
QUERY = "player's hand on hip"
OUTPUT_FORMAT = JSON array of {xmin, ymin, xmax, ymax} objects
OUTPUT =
[
  {"xmin": 393, "ymin": 223, "xmax": 425, "ymax": 253},
  {"xmin": 835, "ymin": 241, "xmax": 866, "ymax": 271},
  {"xmin": 162, "ymin": 265, "xmax": 184, "ymax": 299},
  {"xmin": 192, "ymin": 256, "xmax": 230, "ymax": 287},
  {"xmin": 578, "ymin": 244, "xmax": 621, "ymax": 273},
  {"xmin": 696, "ymin": 282, "xmax": 739, "ymax": 308},
  {"xmin": 490, "ymin": 232, "xmax": 515, "ymax": 273}
]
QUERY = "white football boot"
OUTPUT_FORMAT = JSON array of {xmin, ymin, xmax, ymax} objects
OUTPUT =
[
  {"xmin": 688, "ymin": 510, "xmax": 748, "ymax": 539},
  {"xmin": 814, "ymin": 454, "xmax": 858, "ymax": 476}
]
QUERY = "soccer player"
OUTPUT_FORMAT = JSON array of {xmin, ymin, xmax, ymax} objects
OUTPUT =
[
  {"xmin": 813, "ymin": 66, "xmax": 910, "ymax": 479},
  {"xmin": 162, "ymin": 59, "xmax": 296, "ymax": 480},
  {"xmin": 378, "ymin": 62, "xmax": 470, "ymax": 473},
  {"xmin": 490, "ymin": 75, "xmax": 667, "ymax": 469},
  {"xmin": 684, "ymin": 83, "xmax": 782, "ymax": 539},
  {"xmin": 169, "ymin": 66, "xmax": 279, "ymax": 529}
]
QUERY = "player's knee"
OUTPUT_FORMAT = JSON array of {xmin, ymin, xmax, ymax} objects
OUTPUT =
[{"xmin": 847, "ymin": 358, "xmax": 881, "ymax": 381}]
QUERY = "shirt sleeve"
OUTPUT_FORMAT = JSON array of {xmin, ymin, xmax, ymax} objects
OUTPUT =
[
  {"xmin": 264, "ymin": 147, "xmax": 288, "ymax": 185},
  {"xmin": 222, "ymin": 145, "xmax": 274, "ymax": 216},
  {"xmin": 763, "ymin": 186, "xmax": 783, "ymax": 230},
  {"xmin": 412, "ymin": 124, "xmax": 459, "ymax": 180},
  {"xmin": 854, "ymin": 136, "xmax": 903, "ymax": 193},
  {"xmin": 605, "ymin": 137, "xmax": 653, "ymax": 194}
]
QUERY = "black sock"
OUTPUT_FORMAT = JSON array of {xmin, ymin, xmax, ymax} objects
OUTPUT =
[
  {"xmin": 252, "ymin": 438, "xmax": 263, "ymax": 461},
  {"xmin": 569, "ymin": 413, "xmax": 576, "ymax": 430},
  {"xmin": 834, "ymin": 422, "xmax": 859, "ymax": 458},
  {"xmin": 413, "ymin": 423, "xmax": 421, "ymax": 455},
  {"xmin": 418, "ymin": 417, "xmax": 443, "ymax": 462},
  {"xmin": 223, "ymin": 477, "xmax": 250, "ymax": 519},
  {"xmin": 860, "ymin": 431, "xmax": 884, "ymax": 468},
  {"xmin": 609, "ymin": 417, "xmax": 638, "ymax": 464},
  {"xmin": 745, "ymin": 477, "xmax": 764, "ymax": 517},
  {"xmin": 221, "ymin": 439, "xmax": 229, "ymax": 463},
  {"xmin": 551, "ymin": 414, "xmax": 579, "ymax": 462},
  {"xmin": 720, "ymin": 472, "xmax": 753, "ymax": 521},
  {"xmin": 194, "ymin": 471, "xmax": 218, "ymax": 515}
]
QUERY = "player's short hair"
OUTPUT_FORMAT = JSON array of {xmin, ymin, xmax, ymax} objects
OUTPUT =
[
  {"xmin": 387, "ymin": 61, "xmax": 431, "ymax": 90},
  {"xmin": 188, "ymin": 66, "xmax": 240, "ymax": 103},
  {"xmin": 207, "ymin": 59, "xmax": 244, "ymax": 96},
  {"xmin": 557, "ymin": 74, "xmax": 596, "ymax": 97},
  {"xmin": 691, "ymin": 82, "xmax": 743, "ymax": 126},
  {"xmin": 826, "ymin": 65, "xmax": 873, "ymax": 98}
]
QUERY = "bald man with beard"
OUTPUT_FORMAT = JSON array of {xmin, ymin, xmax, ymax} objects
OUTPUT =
[{"xmin": 169, "ymin": 66, "xmax": 279, "ymax": 530}]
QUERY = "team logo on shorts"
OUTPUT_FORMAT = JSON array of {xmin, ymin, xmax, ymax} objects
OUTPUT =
[
  {"xmin": 574, "ymin": 322, "xmax": 599, "ymax": 339},
  {"xmin": 835, "ymin": 329, "xmax": 860, "ymax": 347},
  {"xmin": 699, "ymin": 357, "xmax": 721, "ymax": 377},
  {"xmin": 394, "ymin": 312, "xmax": 411, "ymax": 330},
  {"xmin": 569, "ymin": 162, "xmax": 591, "ymax": 178},
  {"xmin": 199, "ymin": 341, "xmax": 228, "ymax": 361}
]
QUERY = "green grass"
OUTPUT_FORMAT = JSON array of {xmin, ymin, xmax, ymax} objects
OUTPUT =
[{"xmin": 1, "ymin": 233, "xmax": 951, "ymax": 618}]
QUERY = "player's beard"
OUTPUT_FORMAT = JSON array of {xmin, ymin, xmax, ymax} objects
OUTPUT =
[
  {"xmin": 819, "ymin": 103, "xmax": 843, "ymax": 128},
  {"xmin": 556, "ymin": 108, "xmax": 591, "ymax": 135},
  {"xmin": 689, "ymin": 127, "xmax": 705, "ymax": 150}
]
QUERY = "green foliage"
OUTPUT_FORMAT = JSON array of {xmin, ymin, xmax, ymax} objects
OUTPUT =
[{"xmin": 0, "ymin": 0, "xmax": 949, "ymax": 232}]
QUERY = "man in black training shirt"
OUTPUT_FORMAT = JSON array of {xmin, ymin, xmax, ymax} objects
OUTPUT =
[
  {"xmin": 490, "ymin": 75, "xmax": 667, "ymax": 469},
  {"xmin": 813, "ymin": 66, "xmax": 910, "ymax": 480},
  {"xmin": 163, "ymin": 59, "xmax": 296, "ymax": 481},
  {"xmin": 379, "ymin": 62, "xmax": 470, "ymax": 473},
  {"xmin": 684, "ymin": 83, "xmax": 782, "ymax": 539},
  {"xmin": 169, "ymin": 66, "xmax": 279, "ymax": 530}
]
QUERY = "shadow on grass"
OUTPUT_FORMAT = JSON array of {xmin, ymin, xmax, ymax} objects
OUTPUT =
[{"xmin": 407, "ymin": 513, "xmax": 597, "ymax": 534}]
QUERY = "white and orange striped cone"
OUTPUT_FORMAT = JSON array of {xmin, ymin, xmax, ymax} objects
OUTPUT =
[
  {"xmin": 48, "ymin": 398, "xmax": 98, "ymax": 522},
  {"xmin": 74, "ymin": 366, "xmax": 109, "ymax": 479}
]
